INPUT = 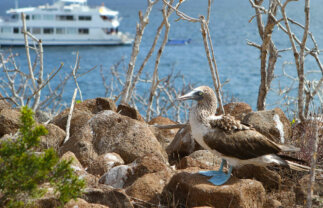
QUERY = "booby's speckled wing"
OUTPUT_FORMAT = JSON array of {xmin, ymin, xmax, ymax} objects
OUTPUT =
[
  {"xmin": 209, "ymin": 114, "xmax": 251, "ymax": 132},
  {"xmin": 205, "ymin": 115, "xmax": 281, "ymax": 160}
]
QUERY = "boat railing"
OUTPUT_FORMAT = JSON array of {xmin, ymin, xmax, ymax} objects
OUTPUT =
[{"xmin": 1, "ymin": 17, "xmax": 19, "ymax": 23}]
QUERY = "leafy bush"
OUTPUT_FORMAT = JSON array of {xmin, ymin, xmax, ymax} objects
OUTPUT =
[{"xmin": 0, "ymin": 106, "xmax": 85, "ymax": 207}]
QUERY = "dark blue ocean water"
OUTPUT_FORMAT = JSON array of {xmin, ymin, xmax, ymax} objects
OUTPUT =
[{"xmin": 1, "ymin": 0, "xmax": 322, "ymax": 117}]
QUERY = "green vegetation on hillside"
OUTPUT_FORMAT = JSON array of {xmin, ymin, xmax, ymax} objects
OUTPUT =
[{"xmin": 0, "ymin": 106, "xmax": 85, "ymax": 207}]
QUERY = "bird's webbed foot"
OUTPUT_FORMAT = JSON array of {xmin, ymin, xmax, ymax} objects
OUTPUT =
[{"xmin": 199, "ymin": 159, "xmax": 233, "ymax": 185}]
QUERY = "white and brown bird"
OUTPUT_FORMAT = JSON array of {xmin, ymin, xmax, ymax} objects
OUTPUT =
[{"xmin": 178, "ymin": 86, "xmax": 308, "ymax": 185}]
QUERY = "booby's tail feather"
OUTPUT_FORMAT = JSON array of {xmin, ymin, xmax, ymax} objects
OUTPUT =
[
  {"xmin": 286, "ymin": 160, "xmax": 310, "ymax": 171},
  {"xmin": 286, "ymin": 161, "xmax": 323, "ymax": 172},
  {"xmin": 277, "ymin": 154, "xmax": 307, "ymax": 163},
  {"xmin": 278, "ymin": 144, "xmax": 300, "ymax": 152}
]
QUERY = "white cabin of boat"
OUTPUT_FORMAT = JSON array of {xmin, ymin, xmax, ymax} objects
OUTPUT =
[{"xmin": 0, "ymin": 0, "xmax": 133, "ymax": 46}]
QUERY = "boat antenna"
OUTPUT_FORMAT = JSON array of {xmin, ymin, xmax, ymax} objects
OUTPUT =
[{"xmin": 15, "ymin": 0, "xmax": 19, "ymax": 9}]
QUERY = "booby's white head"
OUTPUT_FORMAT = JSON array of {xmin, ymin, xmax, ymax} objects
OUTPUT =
[{"xmin": 178, "ymin": 86, "xmax": 218, "ymax": 115}]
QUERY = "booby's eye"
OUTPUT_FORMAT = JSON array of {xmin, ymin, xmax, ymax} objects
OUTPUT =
[{"xmin": 198, "ymin": 91, "xmax": 203, "ymax": 96}]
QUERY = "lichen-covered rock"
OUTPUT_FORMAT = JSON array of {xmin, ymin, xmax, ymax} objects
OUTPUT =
[
  {"xmin": 0, "ymin": 94, "xmax": 11, "ymax": 111},
  {"xmin": 125, "ymin": 169, "xmax": 173, "ymax": 205},
  {"xmin": 165, "ymin": 170, "xmax": 266, "ymax": 208},
  {"xmin": 299, "ymin": 174, "xmax": 323, "ymax": 197},
  {"xmin": 82, "ymin": 186, "xmax": 133, "ymax": 208},
  {"xmin": 233, "ymin": 165, "xmax": 281, "ymax": 190},
  {"xmin": 87, "ymin": 152, "xmax": 124, "ymax": 176},
  {"xmin": 35, "ymin": 197, "xmax": 60, "ymax": 208},
  {"xmin": 189, "ymin": 150, "xmax": 223, "ymax": 168},
  {"xmin": 263, "ymin": 198, "xmax": 282, "ymax": 208},
  {"xmin": 148, "ymin": 116, "xmax": 179, "ymax": 149},
  {"xmin": 65, "ymin": 198, "xmax": 109, "ymax": 208},
  {"xmin": 0, "ymin": 108, "xmax": 21, "ymax": 137},
  {"xmin": 218, "ymin": 102, "xmax": 252, "ymax": 121},
  {"xmin": 99, "ymin": 165, "xmax": 131, "ymax": 189},
  {"xmin": 40, "ymin": 123, "xmax": 66, "ymax": 151},
  {"xmin": 60, "ymin": 151, "xmax": 98, "ymax": 187},
  {"xmin": 99, "ymin": 154, "xmax": 169, "ymax": 189},
  {"xmin": 35, "ymin": 110, "xmax": 52, "ymax": 123},
  {"xmin": 242, "ymin": 108, "xmax": 292, "ymax": 143},
  {"xmin": 59, "ymin": 123, "xmax": 98, "ymax": 168},
  {"xmin": 176, "ymin": 150, "xmax": 223, "ymax": 170},
  {"xmin": 51, "ymin": 108, "xmax": 93, "ymax": 138},
  {"xmin": 162, "ymin": 169, "xmax": 266, "ymax": 208},
  {"xmin": 75, "ymin": 98, "xmax": 117, "ymax": 114},
  {"xmin": 91, "ymin": 110, "xmax": 166, "ymax": 163},
  {"xmin": 176, "ymin": 156, "xmax": 210, "ymax": 170},
  {"xmin": 292, "ymin": 120, "xmax": 323, "ymax": 163},
  {"xmin": 116, "ymin": 103, "xmax": 145, "ymax": 122}
]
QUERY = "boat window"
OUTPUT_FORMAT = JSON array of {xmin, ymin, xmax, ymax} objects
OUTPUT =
[
  {"xmin": 43, "ymin": 28, "xmax": 54, "ymax": 34},
  {"xmin": 43, "ymin": 14, "xmax": 55, "ymax": 20},
  {"xmin": 11, "ymin": 14, "xmax": 18, "ymax": 20},
  {"xmin": 32, "ymin": 14, "xmax": 42, "ymax": 20},
  {"xmin": 1, "ymin": 27, "xmax": 11, "ymax": 34},
  {"xmin": 78, "ymin": 28, "xmax": 89, "ymax": 34},
  {"xmin": 20, "ymin": 27, "xmax": 30, "ymax": 33},
  {"xmin": 13, "ymin": 27, "xmax": 19, "ymax": 34},
  {"xmin": 79, "ymin": 16, "xmax": 91, "ymax": 21},
  {"xmin": 66, "ymin": 28, "xmax": 77, "ymax": 34},
  {"xmin": 56, "ymin": 28, "xmax": 65, "ymax": 34},
  {"xmin": 103, "ymin": 28, "xmax": 117, "ymax": 34},
  {"xmin": 56, "ymin": 15, "xmax": 75, "ymax": 21},
  {"xmin": 100, "ymin": 15, "xmax": 114, "ymax": 21},
  {"xmin": 32, "ymin": 28, "xmax": 41, "ymax": 34},
  {"xmin": 26, "ymin": 15, "xmax": 30, "ymax": 20}
]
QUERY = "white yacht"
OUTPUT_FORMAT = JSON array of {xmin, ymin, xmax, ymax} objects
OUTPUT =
[{"xmin": 0, "ymin": 0, "xmax": 133, "ymax": 46}]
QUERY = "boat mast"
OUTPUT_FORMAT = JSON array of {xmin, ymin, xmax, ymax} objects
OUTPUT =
[{"xmin": 15, "ymin": 0, "xmax": 19, "ymax": 9}]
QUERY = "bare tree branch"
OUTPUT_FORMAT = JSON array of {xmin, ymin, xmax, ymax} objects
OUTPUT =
[
  {"xmin": 120, "ymin": 0, "xmax": 159, "ymax": 104},
  {"xmin": 63, "ymin": 88, "xmax": 78, "ymax": 144}
]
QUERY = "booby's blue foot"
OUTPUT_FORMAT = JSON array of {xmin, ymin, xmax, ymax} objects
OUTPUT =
[{"xmin": 199, "ymin": 159, "xmax": 233, "ymax": 185}]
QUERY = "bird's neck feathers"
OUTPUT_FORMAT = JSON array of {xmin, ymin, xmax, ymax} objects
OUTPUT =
[{"xmin": 194, "ymin": 97, "xmax": 217, "ymax": 125}]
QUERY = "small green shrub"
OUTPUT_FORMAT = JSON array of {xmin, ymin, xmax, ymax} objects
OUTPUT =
[{"xmin": 0, "ymin": 106, "xmax": 85, "ymax": 207}]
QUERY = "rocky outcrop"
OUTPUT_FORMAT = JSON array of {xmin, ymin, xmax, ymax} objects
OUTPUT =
[
  {"xmin": 162, "ymin": 169, "xmax": 266, "ymax": 208},
  {"xmin": 176, "ymin": 150, "xmax": 223, "ymax": 170},
  {"xmin": 116, "ymin": 103, "xmax": 145, "ymax": 122},
  {"xmin": 59, "ymin": 122, "xmax": 98, "ymax": 168},
  {"xmin": 75, "ymin": 97, "xmax": 117, "ymax": 114},
  {"xmin": 60, "ymin": 151, "xmax": 99, "ymax": 187},
  {"xmin": 40, "ymin": 123, "xmax": 66, "ymax": 151},
  {"xmin": 0, "ymin": 98, "xmax": 313, "ymax": 208},
  {"xmin": 148, "ymin": 116, "xmax": 179, "ymax": 149},
  {"xmin": 219, "ymin": 102, "xmax": 252, "ymax": 121},
  {"xmin": 176, "ymin": 156, "xmax": 211, "ymax": 170},
  {"xmin": 87, "ymin": 152, "xmax": 124, "ymax": 176},
  {"xmin": 90, "ymin": 110, "xmax": 166, "ymax": 163},
  {"xmin": 51, "ymin": 108, "xmax": 93, "ymax": 138},
  {"xmin": 299, "ymin": 174, "xmax": 323, "ymax": 198},
  {"xmin": 65, "ymin": 198, "xmax": 109, "ymax": 208},
  {"xmin": 233, "ymin": 165, "xmax": 281, "ymax": 190},
  {"xmin": 125, "ymin": 169, "xmax": 172, "ymax": 205},
  {"xmin": 98, "ymin": 154, "xmax": 173, "ymax": 205},
  {"xmin": 0, "ymin": 108, "xmax": 21, "ymax": 137},
  {"xmin": 99, "ymin": 154, "xmax": 170, "ymax": 188},
  {"xmin": 242, "ymin": 108, "xmax": 292, "ymax": 143},
  {"xmin": 0, "ymin": 94, "xmax": 11, "ymax": 111},
  {"xmin": 35, "ymin": 110, "xmax": 52, "ymax": 123},
  {"xmin": 189, "ymin": 150, "xmax": 223, "ymax": 168},
  {"xmin": 82, "ymin": 186, "xmax": 133, "ymax": 208}
]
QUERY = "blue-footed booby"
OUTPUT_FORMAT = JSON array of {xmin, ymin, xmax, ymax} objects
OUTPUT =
[{"xmin": 178, "ymin": 86, "xmax": 308, "ymax": 185}]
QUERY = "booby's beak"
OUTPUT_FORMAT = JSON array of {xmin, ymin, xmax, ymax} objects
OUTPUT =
[{"xmin": 177, "ymin": 90, "xmax": 203, "ymax": 101}]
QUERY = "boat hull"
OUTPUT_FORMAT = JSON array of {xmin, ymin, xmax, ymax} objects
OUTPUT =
[{"xmin": 0, "ymin": 38, "xmax": 132, "ymax": 46}]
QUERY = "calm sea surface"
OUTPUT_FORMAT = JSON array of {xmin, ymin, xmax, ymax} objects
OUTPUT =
[{"xmin": 1, "ymin": 0, "xmax": 322, "ymax": 116}]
